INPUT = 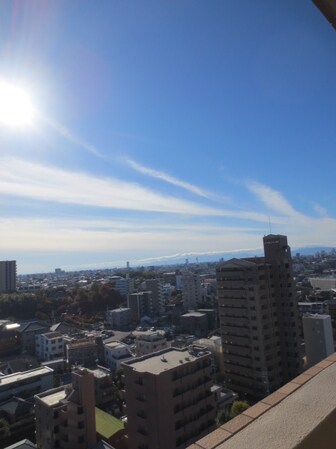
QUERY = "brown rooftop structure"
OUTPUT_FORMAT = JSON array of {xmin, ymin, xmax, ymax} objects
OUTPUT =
[
  {"xmin": 188, "ymin": 353, "xmax": 336, "ymax": 449},
  {"xmin": 313, "ymin": 0, "xmax": 336, "ymax": 29}
]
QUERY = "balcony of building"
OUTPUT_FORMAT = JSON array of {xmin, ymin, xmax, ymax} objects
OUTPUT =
[
  {"xmin": 187, "ymin": 353, "xmax": 336, "ymax": 449},
  {"xmin": 222, "ymin": 335, "xmax": 251, "ymax": 349},
  {"xmin": 221, "ymin": 324, "xmax": 249, "ymax": 335}
]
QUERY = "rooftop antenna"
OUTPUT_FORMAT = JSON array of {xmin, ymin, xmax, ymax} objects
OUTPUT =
[{"xmin": 268, "ymin": 216, "xmax": 272, "ymax": 234}]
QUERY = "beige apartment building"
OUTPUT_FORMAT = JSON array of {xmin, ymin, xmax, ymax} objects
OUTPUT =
[
  {"xmin": 216, "ymin": 235, "xmax": 302, "ymax": 399},
  {"xmin": 35, "ymin": 368, "xmax": 96, "ymax": 449},
  {"xmin": 122, "ymin": 346, "xmax": 216, "ymax": 449}
]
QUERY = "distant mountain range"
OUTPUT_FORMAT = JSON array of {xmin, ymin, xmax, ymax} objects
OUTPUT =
[{"xmin": 143, "ymin": 246, "xmax": 336, "ymax": 267}]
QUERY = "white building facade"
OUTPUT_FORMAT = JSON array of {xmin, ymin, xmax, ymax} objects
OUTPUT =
[
  {"xmin": 35, "ymin": 332, "xmax": 65, "ymax": 361},
  {"xmin": 303, "ymin": 314, "xmax": 334, "ymax": 367}
]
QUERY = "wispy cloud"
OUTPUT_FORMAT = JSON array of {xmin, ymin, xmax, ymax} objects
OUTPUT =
[
  {"xmin": 43, "ymin": 117, "xmax": 108, "ymax": 161},
  {"xmin": 125, "ymin": 158, "xmax": 227, "ymax": 201},
  {"xmin": 246, "ymin": 180, "xmax": 304, "ymax": 219},
  {"xmin": 0, "ymin": 157, "xmax": 231, "ymax": 216},
  {"xmin": 312, "ymin": 202, "xmax": 328, "ymax": 218},
  {"xmin": 0, "ymin": 157, "xmax": 279, "ymax": 222}
]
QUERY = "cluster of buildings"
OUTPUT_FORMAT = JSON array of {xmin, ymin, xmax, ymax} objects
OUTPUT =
[{"xmin": 2, "ymin": 229, "xmax": 336, "ymax": 449}]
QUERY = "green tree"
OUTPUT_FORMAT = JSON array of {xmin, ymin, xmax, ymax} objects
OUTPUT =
[{"xmin": 230, "ymin": 400, "xmax": 249, "ymax": 419}]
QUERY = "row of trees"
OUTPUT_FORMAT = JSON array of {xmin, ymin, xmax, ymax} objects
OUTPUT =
[{"xmin": 0, "ymin": 282, "xmax": 125, "ymax": 322}]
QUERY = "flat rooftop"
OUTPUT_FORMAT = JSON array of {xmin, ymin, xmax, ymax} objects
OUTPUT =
[
  {"xmin": 42, "ymin": 332, "xmax": 63, "ymax": 339},
  {"xmin": 125, "ymin": 347, "xmax": 209, "ymax": 374},
  {"xmin": 87, "ymin": 367, "xmax": 111, "ymax": 379},
  {"xmin": 67, "ymin": 339, "xmax": 96, "ymax": 349},
  {"xmin": 37, "ymin": 387, "xmax": 67, "ymax": 406},
  {"xmin": 0, "ymin": 367, "xmax": 53, "ymax": 386},
  {"xmin": 189, "ymin": 353, "xmax": 336, "ymax": 449},
  {"xmin": 104, "ymin": 341, "xmax": 127, "ymax": 350}
]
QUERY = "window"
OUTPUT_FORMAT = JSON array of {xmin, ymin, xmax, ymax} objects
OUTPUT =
[{"xmin": 135, "ymin": 376, "xmax": 144, "ymax": 385}]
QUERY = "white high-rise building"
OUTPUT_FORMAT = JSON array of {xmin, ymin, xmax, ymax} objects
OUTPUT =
[
  {"xmin": 303, "ymin": 314, "xmax": 334, "ymax": 367},
  {"xmin": 181, "ymin": 273, "xmax": 203, "ymax": 310},
  {"xmin": 110, "ymin": 275, "xmax": 134, "ymax": 296}
]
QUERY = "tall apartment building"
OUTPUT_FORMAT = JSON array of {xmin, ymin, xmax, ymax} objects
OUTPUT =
[
  {"xmin": 110, "ymin": 275, "xmax": 134, "ymax": 296},
  {"xmin": 123, "ymin": 346, "xmax": 216, "ymax": 449},
  {"xmin": 303, "ymin": 314, "xmax": 334, "ymax": 367},
  {"xmin": 35, "ymin": 368, "xmax": 96, "ymax": 449},
  {"xmin": 0, "ymin": 260, "xmax": 16, "ymax": 292},
  {"xmin": 128, "ymin": 292, "xmax": 153, "ymax": 322},
  {"xmin": 145, "ymin": 279, "xmax": 165, "ymax": 315},
  {"xmin": 181, "ymin": 273, "xmax": 203, "ymax": 310},
  {"xmin": 216, "ymin": 234, "xmax": 302, "ymax": 399}
]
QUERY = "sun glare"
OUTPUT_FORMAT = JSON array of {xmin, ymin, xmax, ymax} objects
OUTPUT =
[{"xmin": 0, "ymin": 80, "xmax": 35, "ymax": 128}]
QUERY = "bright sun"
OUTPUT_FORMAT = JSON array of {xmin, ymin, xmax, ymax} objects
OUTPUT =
[{"xmin": 0, "ymin": 80, "xmax": 35, "ymax": 128}]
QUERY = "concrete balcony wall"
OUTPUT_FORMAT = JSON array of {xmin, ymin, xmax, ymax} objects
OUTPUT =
[{"xmin": 188, "ymin": 353, "xmax": 336, "ymax": 449}]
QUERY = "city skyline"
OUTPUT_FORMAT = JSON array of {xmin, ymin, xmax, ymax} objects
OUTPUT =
[{"xmin": 1, "ymin": 1, "xmax": 336, "ymax": 274}]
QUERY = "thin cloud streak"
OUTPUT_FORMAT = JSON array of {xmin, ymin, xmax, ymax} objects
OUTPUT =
[
  {"xmin": 126, "ymin": 158, "xmax": 226, "ymax": 201},
  {"xmin": 43, "ymin": 117, "xmax": 108, "ymax": 161},
  {"xmin": 0, "ymin": 157, "xmax": 279, "ymax": 222},
  {"xmin": 0, "ymin": 157, "xmax": 225, "ymax": 216},
  {"xmin": 246, "ymin": 180, "xmax": 307, "ymax": 221}
]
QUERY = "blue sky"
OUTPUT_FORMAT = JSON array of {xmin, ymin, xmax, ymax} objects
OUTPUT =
[{"xmin": 0, "ymin": 0, "xmax": 336, "ymax": 274}]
